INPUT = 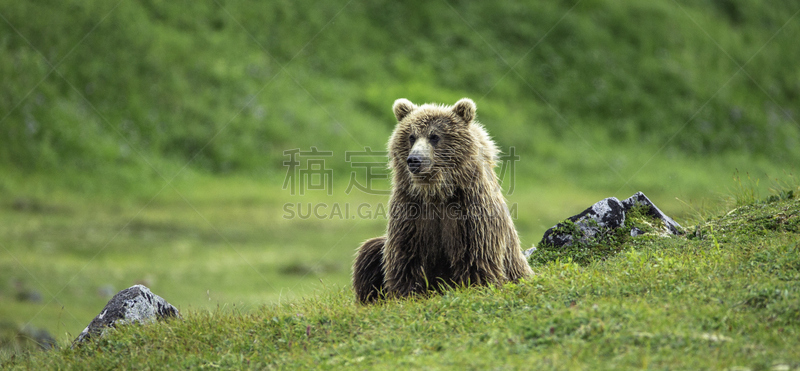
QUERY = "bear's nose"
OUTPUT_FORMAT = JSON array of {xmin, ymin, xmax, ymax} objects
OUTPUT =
[{"xmin": 407, "ymin": 155, "xmax": 423, "ymax": 174}]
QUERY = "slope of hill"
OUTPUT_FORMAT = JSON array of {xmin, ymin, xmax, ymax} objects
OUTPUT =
[
  {"xmin": 2, "ymin": 0, "xmax": 798, "ymax": 183},
  {"xmin": 4, "ymin": 193, "xmax": 799, "ymax": 369}
]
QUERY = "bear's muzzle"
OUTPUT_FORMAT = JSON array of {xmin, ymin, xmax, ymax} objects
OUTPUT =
[{"xmin": 407, "ymin": 154, "xmax": 424, "ymax": 174}]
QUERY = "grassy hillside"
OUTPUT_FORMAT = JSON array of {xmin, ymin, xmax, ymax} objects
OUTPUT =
[
  {"xmin": 4, "ymin": 193, "xmax": 799, "ymax": 369},
  {"xmin": 1, "ymin": 0, "xmax": 799, "ymax": 181}
]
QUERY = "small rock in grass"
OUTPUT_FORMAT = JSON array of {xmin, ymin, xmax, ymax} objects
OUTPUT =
[
  {"xmin": 16, "ymin": 289, "xmax": 43, "ymax": 303},
  {"xmin": 72, "ymin": 285, "xmax": 179, "ymax": 346},
  {"xmin": 23, "ymin": 325, "xmax": 57, "ymax": 350},
  {"xmin": 621, "ymin": 192, "xmax": 682, "ymax": 235},
  {"xmin": 0, "ymin": 321, "xmax": 57, "ymax": 350},
  {"xmin": 538, "ymin": 191, "xmax": 682, "ymax": 248}
]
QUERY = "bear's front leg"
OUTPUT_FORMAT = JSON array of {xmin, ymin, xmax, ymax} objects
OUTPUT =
[
  {"xmin": 352, "ymin": 236, "xmax": 386, "ymax": 304},
  {"xmin": 383, "ymin": 244, "xmax": 426, "ymax": 298},
  {"xmin": 449, "ymin": 215, "xmax": 505, "ymax": 287}
]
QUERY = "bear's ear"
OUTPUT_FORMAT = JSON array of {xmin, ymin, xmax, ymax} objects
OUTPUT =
[
  {"xmin": 453, "ymin": 98, "xmax": 476, "ymax": 124},
  {"xmin": 393, "ymin": 99, "xmax": 416, "ymax": 122}
]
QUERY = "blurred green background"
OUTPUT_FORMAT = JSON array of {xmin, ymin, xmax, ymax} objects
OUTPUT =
[{"xmin": 1, "ymin": 0, "xmax": 798, "ymax": 351}]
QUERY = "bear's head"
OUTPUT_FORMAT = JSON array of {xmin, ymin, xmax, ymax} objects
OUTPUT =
[{"xmin": 388, "ymin": 98, "xmax": 487, "ymax": 199}]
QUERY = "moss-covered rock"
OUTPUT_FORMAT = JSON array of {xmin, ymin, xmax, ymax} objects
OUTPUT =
[{"xmin": 528, "ymin": 192, "xmax": 683, "ymax": 266}]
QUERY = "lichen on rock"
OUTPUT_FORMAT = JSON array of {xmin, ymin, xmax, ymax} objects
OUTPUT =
[
  {"xmin": 526, "ymin": 192, "xmax": 683, "ymax": 265},
  {"xmin": 72, "ymin": 285, "xmax": 179, "ymax": 346}
]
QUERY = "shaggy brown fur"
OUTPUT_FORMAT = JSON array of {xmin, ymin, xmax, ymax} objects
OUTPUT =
[
  {"xmin": 352, "ymin": 236, "xmax": 386, "ymax": 303},
  {"xmin": 352, "ymin": 98, "xmax": 533, "ymax": 303}
]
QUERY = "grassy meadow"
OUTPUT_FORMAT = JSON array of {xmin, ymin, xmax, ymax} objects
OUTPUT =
[
  {"xmin": 1, "ymin": 0, "xmax": 799, "ymax": 367},
  {"xmin": 5, "ymin": 190, "xmax": 800, "ymax": 369}
]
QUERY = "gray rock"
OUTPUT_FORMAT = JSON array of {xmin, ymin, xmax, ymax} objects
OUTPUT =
[
  {"xmin": 538, "ymin": 192, "xmax": 682, "ymax": 248},
  {"xmin": 23, "ymin": 325, "xmax": 57, "ymax": 350},
  {"xmin": 523, "ymin": 246, "xmax": 536, "ymax": 259},
  {"xmin": 620, "ymin": 192, "xmax": 682, "ymax": 235},
  {"xmin": 0, "ymin": 321, "xmax": 56, "ymax": 350},
  {"xmin": 72, "ymin": 285, "xmax": 179, "ymax": 346},
  {"xmin": 16, "ymin": 289, "xmax": 43, "ymax": 303}
]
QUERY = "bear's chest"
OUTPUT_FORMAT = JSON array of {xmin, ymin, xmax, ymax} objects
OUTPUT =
[{"xmin": 411, "ymin": 201, "xmax": 464, "ymax": 251}]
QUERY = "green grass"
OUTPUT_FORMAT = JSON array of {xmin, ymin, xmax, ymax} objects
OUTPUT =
[
  {"xmin": 0, "ymin": 175, "xmax": 384, "ymax": 351},
  {"xmin": 1, "ymin": 156, "xmax": 797, "ymax": 361},
  {"xmin": 2, "ymin": 0, "xmax": 799, "ymax": 178},
  {"xmin": 3, "ymin": 194, "xmax": 799, "ymax": 369}
]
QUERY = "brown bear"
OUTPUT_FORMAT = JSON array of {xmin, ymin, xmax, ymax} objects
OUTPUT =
[{"xmin": 352, "ymin": 98, "xmax": 533, "ymax": 303}]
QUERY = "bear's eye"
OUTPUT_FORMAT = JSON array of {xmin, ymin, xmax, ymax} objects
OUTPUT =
[
  {"xmin": 429, "ymin": 134, "xmax": 441, "ymax": 146},
  {"xmin": 409, "ymin": 134, "xmax": 417, "ymax": 145}
]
